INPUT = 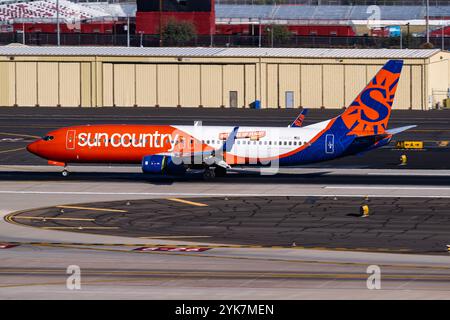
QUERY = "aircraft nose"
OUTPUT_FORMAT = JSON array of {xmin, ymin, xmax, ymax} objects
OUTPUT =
[{"xmin": 26, "ymin": 140, "xmax": 40, "ymax": 155}]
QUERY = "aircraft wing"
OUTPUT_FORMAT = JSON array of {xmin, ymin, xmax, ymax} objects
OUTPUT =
[{"xmin": 154, "ymin": 126, "xmax": 239, "ymax": 169}]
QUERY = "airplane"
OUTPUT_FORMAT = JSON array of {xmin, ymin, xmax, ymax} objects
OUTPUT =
[{"xmin": 27, "ymin": 59, "xmax": 415, "ymax": 179}]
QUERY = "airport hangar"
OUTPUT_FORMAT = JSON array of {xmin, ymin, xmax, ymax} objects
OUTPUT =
[{"xmin": 0, "ymin": 46, "xmax": 448, "ymax": 110}]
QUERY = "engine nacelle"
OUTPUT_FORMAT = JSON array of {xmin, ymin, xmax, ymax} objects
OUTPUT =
[{"xmin": 141, "ymin": 155, "xmax": 186, "ymax": 175}]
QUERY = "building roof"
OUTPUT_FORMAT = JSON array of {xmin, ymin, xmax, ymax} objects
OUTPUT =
[{"xmin": 0, "ymin": 46, "xmax": 442, "ymax": 59}]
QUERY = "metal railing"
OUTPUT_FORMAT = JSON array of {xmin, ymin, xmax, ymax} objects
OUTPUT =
[
  {"xmin": 216, "ymin": 1, "xmax": 450, "ymax": 5},
  {"xmin": 1, "ymin": 32, "xmax": 448, "ymax": 49}
]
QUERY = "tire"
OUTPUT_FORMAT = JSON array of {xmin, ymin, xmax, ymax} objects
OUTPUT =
[
  {"xmin": 203, "ymin": 168, "xmax": 215, "ymax": 180},
  {"xmin": 214, "ymin": 166, "xmax": 227, "ymax": 177},
  {"xmin": 61, "ymin": 170, "xmax": 69, "ymax": 177}
]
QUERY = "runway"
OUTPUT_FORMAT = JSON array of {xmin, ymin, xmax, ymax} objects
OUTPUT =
[
  {"xmin": 1, "ymin": 166, "xmax": 450, "ymax": 299},
  {"xmin": 0, "ymin": 108, "xmax": 449, "ymax": 299}
]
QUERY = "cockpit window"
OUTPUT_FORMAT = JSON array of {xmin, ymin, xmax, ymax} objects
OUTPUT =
[{"xmin": 42, "ymin": 136, "xmax": 54, "ymax": 141}]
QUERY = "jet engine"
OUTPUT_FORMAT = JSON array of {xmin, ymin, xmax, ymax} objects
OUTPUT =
[{"xmin": 141, "ymin": 155, "xmax": 186, "ymax": 175}]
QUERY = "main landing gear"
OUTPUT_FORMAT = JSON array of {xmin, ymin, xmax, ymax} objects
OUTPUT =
[
  {"xmin": 61, "ymin": 168, "xmax": 69, "ymax": 177},
  {"xmin": 202, "ymin": 166, "xmax": 227, "ymax": 180}
]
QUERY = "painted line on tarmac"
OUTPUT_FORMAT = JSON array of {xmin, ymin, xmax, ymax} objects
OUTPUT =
[
  {"xmin": 0, "ymin": 147, "xmax": 25, "ymax": 154},
  {"xmin": 40, "ymin": 227, "xmax": 119, "ymax": 230},
  {"xmin": 326, "ymin": 186, "xmax": 450, "ymax": 191},
  {"xmin": 0, "ymin": 190, "xmax": 450, "ymax": 198},
  {"xmin": 0, "ymin": 132, "xmax": 40, "ymax": 139},
  {"xmin": 12, "ymin": 216, "xmax": 95, "ymax": 222},
  {"xmin": 0, "ymin": 241, "xmax": 415, "ymax": 254},
  {"xmin": 56, "ymin": 205, "xmax": 127, "ymax": 213},
  {"xmin": 167, "ymin": 198, "xmax": 208, "ymax": 207},
  {"xmin": 139, "ymin": 235, "xmax": 212, "ymax": 239}
]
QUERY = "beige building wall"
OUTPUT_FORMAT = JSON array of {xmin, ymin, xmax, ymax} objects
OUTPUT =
[
  {"xmin": 323, "ymin": 64, "xmax": 344, "ymax": 108},
  {"xmin": 157, "ymin": 64, "xmax": 178, "ymax": 107},
  {"xmin": 114, "ymin": 64, "xmax": 136, "ymax": 107},
  {"xmin": 279, "ymin": 64, "xmax": 301, "ymax": 108},
  {"xmin": 395, "ymin": 65, "xmax": 411, "ymax": 110},
  {"xmin": 428, "ymin": 59, "xmax": 449, "ymax": 108},
  {"xmin": 411, "ymin": 65, "xmax": 423, "ymax": 110},
  {"xmin": 37, "ymin": 62, "xmax": 58, "ymax": 107},
  {"xmin": 136, "ymin": 64, "xmax": 157, "ymax": 107},
  {"xmin": 59, "ymin": 63, "xmax": 80, "ymax": 107},
  {"xmin": 244, "ymin": 64, "xmax": 256, "ymax": 107},
  {"xmin": 344, "ymin": 65, "xmax": 366, "ymax": 107},
  {"xmin": 102, "ymin": 63, "xmax": 113, "ymax": 107},
  {"xmin": 301, "ymin": 65, "xmax": 322, "ymax": 108},
  {"xmin": 16, "ymin": 62, "xmax": 38, "ymax": 107},
  {"xmin": 223, "ymin": 64, "xmax": 245, "ymax": 108},
  {"xmin": 0, "ymin": 52, "xmax": 448, "ymax": 110},
  {"xmin": 266, "ymin": 64, "xmax": 278, "ymax": 108},
  {"xmin": 80, "ymin": 62, "xmax": 91, "ymax": 107},
  {"xmin": 180, "ymin": 64, "xmax": 200, "ymax": 107},
  {"xmin": 200, "ymin": 64, "xmax": 222, "ymax": 107},
  {"xmin": 0, "ymin": 62, "xmax": 15, "ymax": 107}
]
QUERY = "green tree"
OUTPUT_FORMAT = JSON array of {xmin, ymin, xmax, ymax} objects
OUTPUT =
[
  {"xmin": 271, "ymin": 25, "xmax": 292, "ymax": 44},
  {"xmin": 161, "ymin": 19, "xmax": 197, "ymax": 46}
]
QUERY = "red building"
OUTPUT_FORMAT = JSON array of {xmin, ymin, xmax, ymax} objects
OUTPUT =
[
  {"xmin": 136, "ymin": 0, "xmax": 215, "ymax": 35},
  {"xmin": 215, "ymin": 24, "xmax": 355, "ymax": 37}
]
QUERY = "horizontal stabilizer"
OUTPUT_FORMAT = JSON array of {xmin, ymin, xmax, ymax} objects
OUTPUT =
[{"xmin": 386, "ymin": 125, "xmax": 417, "ymax": 135}]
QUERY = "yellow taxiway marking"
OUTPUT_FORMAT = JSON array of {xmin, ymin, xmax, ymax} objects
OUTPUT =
[
  {"xmin": 41, "ymin": 227, "xmax": 118, "ymax": 230},
  {"xmin": 13, "ymin": 216, "xmax": 95, "ymax": 222},
  {"xmin": 56, "ymin": 205, "xmax": 127, "ymax": 213},
  {"xmin": 0, "ymin": 147, "xmax": 25, "ymax": 154},
  {"xmin": 167, "ymin": 198, "xmax": 208, "ymax": 207},
  {"xmin": 0, "ymin": 132, "xmax": 40, "ymax": 139},
  {"xmin": 139, "ymin": 236, "xmax": 212, "ymax": 239}
]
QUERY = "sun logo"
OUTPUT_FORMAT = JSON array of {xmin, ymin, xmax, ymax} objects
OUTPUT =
[{"xmin": 342, "ymin": 67, "xmax": 401, "ymax": 136}]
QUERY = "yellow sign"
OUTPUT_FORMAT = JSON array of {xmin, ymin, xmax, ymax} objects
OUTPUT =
[{"xmin": 395, "ymin": 141, "xmax": 424, "ymax": 149}]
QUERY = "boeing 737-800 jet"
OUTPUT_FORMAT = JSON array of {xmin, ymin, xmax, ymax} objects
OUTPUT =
[{"xmin": 27, "ymin": 59, "xmax": 415, "ymax": 179}]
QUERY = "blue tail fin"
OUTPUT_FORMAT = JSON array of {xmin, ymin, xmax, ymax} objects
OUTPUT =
[
  {"xmin": 340, "ymin": 60, "xmax": 403, "ymax": 136},
  {"xmin": 289, "ymin": 109, "xmax": 308, "ymax": 127}
]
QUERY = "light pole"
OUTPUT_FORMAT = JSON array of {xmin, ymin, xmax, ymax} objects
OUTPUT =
[
  {"xmin": 426, "ymin": 0, "xmax": 430, "ymax": 43},
  {"xmin": 127, "ymin": 15, "xmax": 130, "ymax": 47},
  {"xmin": 159, "ymin": 0, "xmax": 163, "ymax": 47},
  {"xmin": 56, "ymin": 0, "xmax": 60, "ymax": 46},
  {"xmin": 258, "ymin": 19, "xmax": 262, "ymax": 47}
]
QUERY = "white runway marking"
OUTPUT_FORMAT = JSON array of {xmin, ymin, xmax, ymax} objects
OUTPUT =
[
  {"xmin": 0, "ymin": 190, "xmax": 450, "ymax": 198},
  {"xmin": 325, "ymin": 186, "xmax": 450, "ymax": 190}
]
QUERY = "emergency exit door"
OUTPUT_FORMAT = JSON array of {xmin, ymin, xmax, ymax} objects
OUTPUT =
[{"xmin": 66, "ymin": 130, "xmax": 76, "ymax": 150}]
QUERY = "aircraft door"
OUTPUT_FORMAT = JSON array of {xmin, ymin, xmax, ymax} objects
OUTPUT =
[
  {"xmin": 285, "ymin": 91, "xmax": 294, "ymax": 108},
  {"xmin": 66, "ymin": 130, "xmax": 76, "ymax": 150},
  {"xmin": 325, "ymin": 134, "xmax": 334, "ymax": 154},
  {"xmin": 229, "ymin": 91, "xmax": 238, "ymax": 108}
]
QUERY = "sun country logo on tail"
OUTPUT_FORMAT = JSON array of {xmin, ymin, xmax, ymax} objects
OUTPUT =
[{"xmin": 341, "ymin": 60, "xmax": 403, "ymax": 136}]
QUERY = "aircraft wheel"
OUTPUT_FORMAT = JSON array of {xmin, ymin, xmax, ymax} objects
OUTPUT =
[
  {"xmin": 61, "ymin": 170, "xmax": 69, "ymax": 177},
  {"xmin": 203, "ymin": 168, "xmax": 215, "ymax": 180},
  {"xmin": 214, "ymin": 166, "xmax": 227, "ymax": 177}
]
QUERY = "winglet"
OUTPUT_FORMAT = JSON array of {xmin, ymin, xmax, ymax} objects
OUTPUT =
[
  {"xmin": 289, "ymin": 109, "xmax": 308, "ymax": 127},
  {"xmin": 222, "ymin": 126, "xmax": 239, "ymax": 152}
]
